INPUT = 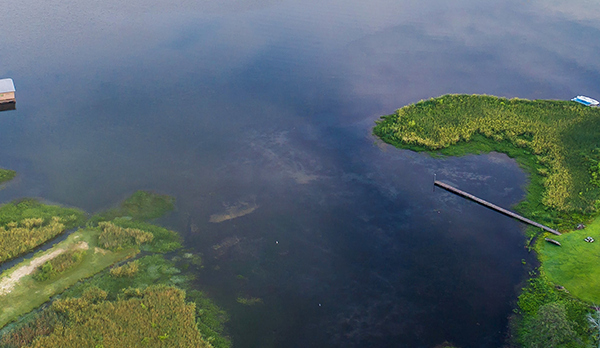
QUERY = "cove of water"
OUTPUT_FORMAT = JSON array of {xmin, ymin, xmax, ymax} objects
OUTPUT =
[{"xmin": 1, "ymin": 1, "xmax": 599, "ymax": 347}]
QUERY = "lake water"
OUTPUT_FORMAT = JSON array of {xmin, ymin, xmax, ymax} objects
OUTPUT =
[{"xmin": 1, "ymin": 1, "xmax": 599, "ymax": 347}]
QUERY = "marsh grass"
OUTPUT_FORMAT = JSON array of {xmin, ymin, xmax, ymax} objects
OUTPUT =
[
  {"xmin": 110, "ymin": 219, "xmax": 181, "ymax": 253},
  {"xmin": 59, "ymin": 254, "xmax": 231, "ymax": 348},
  {"xmin": 23, "ymin": 286, "xmax": 210, "ymax": 348},
  {"xmin": 0, "ymin": 200, "xmax": 86, "ymax": 265},
  {"xmin": 0, "ymin": 199, "xmax": 85, "ymax": 228},
  {"xmin": 0, "ymin": 229, "xmax": 137, "ymax": 328}
]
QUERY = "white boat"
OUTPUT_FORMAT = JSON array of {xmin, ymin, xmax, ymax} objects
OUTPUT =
[{"xmin": 571, "ymin": 95, "xmax": 599, "ymax": 106}]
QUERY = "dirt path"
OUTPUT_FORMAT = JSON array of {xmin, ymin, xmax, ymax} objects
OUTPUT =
[{"xmin": 0, "ymin": 241, "xmax": 88, "ymax": 296}]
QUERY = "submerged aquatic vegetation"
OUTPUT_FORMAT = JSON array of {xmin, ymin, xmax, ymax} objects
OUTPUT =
[
  {"xmin": 0, "ymin": 169, "xmax": 16, "ymax": 185},
  {"xmin": 89, "ymin": 190, "xmax": 175, "ymax": 225}
]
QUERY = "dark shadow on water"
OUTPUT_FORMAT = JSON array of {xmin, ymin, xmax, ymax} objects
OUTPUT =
[{"xmin": 0, "ymin": 102, "xmax": 16, "ymax": 112}]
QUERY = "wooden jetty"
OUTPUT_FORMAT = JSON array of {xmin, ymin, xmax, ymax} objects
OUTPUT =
[{"xmin": 434, "ymin": 180, "xmax": 561, "ymax": 235}]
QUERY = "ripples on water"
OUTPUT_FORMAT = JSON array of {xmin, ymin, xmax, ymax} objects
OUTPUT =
[{"xmin": 1, "ymin": 1, "xmax": 599, "ymax": 347}]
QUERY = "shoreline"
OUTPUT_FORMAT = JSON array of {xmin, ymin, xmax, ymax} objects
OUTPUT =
[{"xmin": 373, "ymin": 94, "xmax": 600, "ymax": 346}]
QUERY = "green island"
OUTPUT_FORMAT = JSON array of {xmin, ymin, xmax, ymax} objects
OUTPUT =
[
  {"xmin": 0, "ymin": 169, "xmax": 16, "ymax": 185},
  {"xmin": 0, "ymin": 190, "xmax": 230, "ymax": 348},
  {"xmin": 374, "ymin": 94, "xmax": 600, "ymax": 347}
]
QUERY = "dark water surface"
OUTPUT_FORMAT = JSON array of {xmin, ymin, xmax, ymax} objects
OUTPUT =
[{"xmin": 2, "ymin": 1, "xmax": 600, "ymax": 347}]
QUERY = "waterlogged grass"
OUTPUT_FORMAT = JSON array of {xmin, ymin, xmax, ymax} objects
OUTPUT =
[
  {"xmin": 89, "ymin": 190, "xmax": 175, "ymax": 225},
  {"xmin": 0, "ymin": 169, "xmax": 16, "ymax": 185},
  {"xmin": 110, "ymin": 218, "xmax": 182, "ymax": 253},
  {"xmin": 0, "ymin": 228, "xmax": 137, "ymax": 328},
  {"xmin": 0, "ymin": 199, "xmax": 86, "ymax": 228},
  {"xmin": 539, "ymin": 218, "xmax": 600, "ymax": 303}
]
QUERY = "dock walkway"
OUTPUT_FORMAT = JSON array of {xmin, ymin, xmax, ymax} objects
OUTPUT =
[{"xmin": 434, "ymin": 180, "xmax": 561, "ymax": 235}]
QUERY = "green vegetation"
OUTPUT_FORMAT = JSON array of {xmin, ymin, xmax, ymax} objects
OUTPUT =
[
  {"xmin": 59, "ymin": 254, "xmax": 230, "ymax": 348},
  {"xmin": 374, "ymin": 95, "xmax": 600, "ymax": 346},
  {"xmin": 90, "ymin": 190, "xmax": 182, "ymax": 253},
  {"xmin": 109, "ymin": 219, "xmax": 182, "ymax": 253},
  {"xmin": 32, "ymin": 249, "xmax": 85, "ymax": 282},
  {"xmin": 97, "ymin": 221, "xmax": 154, "ymax": 251},
  {"xmin": 11, "ymin": 285, "xmax": 209, "ymax": 348},
  {"xmin": 0, "ymin": 228, "xmax": 138, "ymax": 328},
  {"xmin": 515, "ymin": 275, "xmax": 591, "ymax": 347},
  {"xmin": 0, "ymin": 199, "xmax": 85, "ymax": 228},
  {"xmin": 538, "ymin": 216, "xmax": 600, "ymax": 303},
  {"xmin": 0, "ymin": 169, "xmax": 16, "ymax": 185},
  {"xmin": 0, "ymin": 190, "xmax": 230, "ymax": 347},
  {"xmin": 109, "ymin": 260, "xmax": 139, "ymax": 278},
  {"xmin": 0, "ymin": 216, "xmax": 83, "ymax": 265},
  {"xmin": 374, "ymin": 94, "xmax": 600, "ymax": 222},
  {"xmin": 0, "ymin": 199, "xmax": 86, "ymax": 265},
  {"xmin": 0, "ymin": 311, "xmax": 59, "ymax": 348},
  {"xmin": 90, "ymin": 190, "xmax": 175, "ymax": 224}
]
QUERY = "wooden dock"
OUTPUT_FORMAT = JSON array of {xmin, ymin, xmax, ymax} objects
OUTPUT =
[{"xmin": 434, "ymin": 180, "xmax": 561, "ymax": 235}]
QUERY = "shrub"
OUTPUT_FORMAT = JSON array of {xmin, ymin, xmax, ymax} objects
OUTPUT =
[
  {"xmin": 109, "ymin": 260, "xmax": 140, "ymax": 278},
  {"xmin": 33, "ymin": 249, "xmax": 86, "ymax": 282},
  {"xmin": 97, "ymin": 222, "xmax": 153, "ymax": 251}
]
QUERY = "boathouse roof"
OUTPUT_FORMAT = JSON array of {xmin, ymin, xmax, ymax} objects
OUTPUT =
[{"xmin": 0, "ymin": 79, "xmax": 15, "ymax": 93}]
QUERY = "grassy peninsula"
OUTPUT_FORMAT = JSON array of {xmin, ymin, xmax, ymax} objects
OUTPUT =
[{"xmin": 374, "ymin": 94, "xmax": 600, "ymax": 347}]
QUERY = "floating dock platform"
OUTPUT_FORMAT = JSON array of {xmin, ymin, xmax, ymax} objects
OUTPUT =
[{"xmin": 434, "ymin": 180, "xmax": 561, "ymax": 235}]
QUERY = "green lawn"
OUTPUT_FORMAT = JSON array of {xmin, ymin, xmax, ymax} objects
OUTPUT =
[
  {"xmin": 539, "ymin": 217, "xmax": 600, "ymax": 303},
  {"xmin": 0, "ymin": 228, "xmax": 137, "ymax": 328}
]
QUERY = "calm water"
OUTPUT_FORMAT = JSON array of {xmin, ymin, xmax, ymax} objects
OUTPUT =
[{"xmin": 1, "ymin": 1, "xmax": 600, "ymax": 347}]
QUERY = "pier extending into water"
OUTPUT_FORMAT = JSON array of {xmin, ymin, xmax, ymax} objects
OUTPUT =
[{"xmin": 434, "ymin": 180, "xmax": 561, "ymax": 235}]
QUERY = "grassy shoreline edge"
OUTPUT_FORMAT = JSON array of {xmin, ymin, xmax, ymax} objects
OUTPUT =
[{"xmin": 374, "ymin": 94, "xmax": 600, "ymax": 347}]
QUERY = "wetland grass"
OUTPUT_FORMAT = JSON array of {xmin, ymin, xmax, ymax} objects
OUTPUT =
[{"xmin": 0, "ymin": 169, "xmax": 15, "ymax": 185}]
